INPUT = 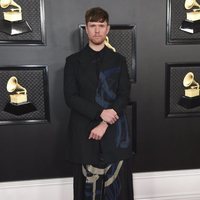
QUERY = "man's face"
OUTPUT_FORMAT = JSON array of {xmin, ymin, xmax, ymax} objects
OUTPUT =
[{"xmin": 86, "ymin": 21, "xmax": 110, "ymax": 45}]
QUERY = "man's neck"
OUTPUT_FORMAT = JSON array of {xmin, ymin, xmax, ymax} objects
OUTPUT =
[{"xmin": 89, "ymin": 42, "xmax": 105, "ymax": 52}]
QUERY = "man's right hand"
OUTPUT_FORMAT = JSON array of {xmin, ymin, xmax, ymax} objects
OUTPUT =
[{"xmin": 100, "ymin": 109, "xmax": 119, "ymax": 124}]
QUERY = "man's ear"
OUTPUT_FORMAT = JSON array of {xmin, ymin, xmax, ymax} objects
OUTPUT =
[
  {"xmin": 106, "ymin": 25, "xmax": 110, "ymax": 35},
  {"xmin": 85, "ymin": 25, "xmax": 88, "ymax": 34}
]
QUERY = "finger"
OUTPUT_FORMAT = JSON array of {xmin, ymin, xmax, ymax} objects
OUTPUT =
[
  {"xmin": 89, "ymin": 132, "xmax": 97, "ymax": 140},
  {"xmin": 88, "ymin": 133, "xmax": 93, "ymax": 139},
  {"xmin": 95, "ymin": 136, "xmax": 100, "ymax": 140},
  {"xmin": 109, "ymin": 120, "xmax": 115, "ymax": 124},
  {"xmin": 97, "ymin": 136, "xmax": 101, "ymax": 140},
  {"xmin": 112, "ymin": 117, "xmax": 118, "ymax": 124},
  {"xmin": 110, "ymin": 109, "xmax": 116, "ymax": 113},
  {"xmin": 93, "ymin": 135, "xmax": 100, "ymax": 140}
]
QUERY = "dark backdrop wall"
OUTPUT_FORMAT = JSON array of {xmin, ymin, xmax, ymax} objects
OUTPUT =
[{"xmin": 0, "ymin": 0, "xmax": 200, "ymax": 182}]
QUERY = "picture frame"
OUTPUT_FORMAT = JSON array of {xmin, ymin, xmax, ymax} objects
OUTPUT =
[
  {"xmin": 167, "ymin": 0, "xmax": 200, "ymax": 44},
  {"xmin": 0, "ymin": 65, "xmax": 50, "ymax": 125},
  {"xmin": 0, "ymin": 0, "xmax": 45, "ymax": 45},
  {"xmin": 126, "ymin": 101, "xmax": 137, "ymax": 154},
  {"xmin": 165, "ymin": 62, "xmax": 200, "ymax": 117},
  {"xmin": 79, "ymin": 24, "xmax": 137, "ymax": 82}
]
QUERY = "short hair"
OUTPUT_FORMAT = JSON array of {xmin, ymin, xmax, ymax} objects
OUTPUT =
[{"xmin": 85, "ymin": 7, "xmax": 109, "ymax": 24}]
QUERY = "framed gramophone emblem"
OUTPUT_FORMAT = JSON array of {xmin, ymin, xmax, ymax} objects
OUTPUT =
[
  {"xmin": 0, "ymin": 65, "xmax": 50, "ymax": 125},
  {"xmin": 0, "ymin": 0, "xmax": 45, "ymax": 45},
  {"xmin": 165, "ymin": 63, "xmax": 200, "ymax": 117},
  {"xmin": 167, "ymin": 0, "xmax": 200, "ymax": 44}
]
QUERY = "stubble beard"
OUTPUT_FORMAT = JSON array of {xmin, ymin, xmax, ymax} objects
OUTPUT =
[{"xmin": 90, "ymin": 36, "xmax": 105, "ymax": 46}]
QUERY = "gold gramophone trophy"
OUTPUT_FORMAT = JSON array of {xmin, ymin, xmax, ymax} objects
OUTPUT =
[
  {"xmin": 104, "ymin": 36, "xmax": 116, "ymax": 52},
  {"xmin": 180, "ymin": 0, "xmax": 200, "ymax": 33},
  {"xmin": 4, "ymin": 76, "xmax": 36, "ymax": 115},
  {"xmin": 0, "ymin": 0, "xmax": 32, "ymax": 35},
  {"xmin": 178, "ymin": 72, "xmax": 200, "ymax": 108}
]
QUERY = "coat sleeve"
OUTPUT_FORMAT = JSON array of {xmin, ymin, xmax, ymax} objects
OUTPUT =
[
  {"xmin": 64, "ymin": 55, "xmax": 103, "ymax": 120},
  {"xmin": 110, "ymin": 56, "xmax": 130, "ymax": 115}
]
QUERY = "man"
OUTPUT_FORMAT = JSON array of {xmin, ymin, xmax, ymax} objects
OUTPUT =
[{"xmin": 64, "ymin": 7, "xmax": 134, "ymax": 200}]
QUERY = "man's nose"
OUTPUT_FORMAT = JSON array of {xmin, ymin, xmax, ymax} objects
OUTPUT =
[{"xmin": 95, "ymin": 27, "xmax": 100, "ymax": 33}]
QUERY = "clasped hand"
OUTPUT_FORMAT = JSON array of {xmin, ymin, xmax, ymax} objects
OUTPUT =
[
  {"xmin": 100, "ymin": 109, "xmax": 119, "ymax": 124},
  {"xmin": 88, "ymin": 121, "xmax": 108, "ymax": 140},
  {"xmin": 88, "ymin": 109, "xmax": 119, "ymax": 140}
]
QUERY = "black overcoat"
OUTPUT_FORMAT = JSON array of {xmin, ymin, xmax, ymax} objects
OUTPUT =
[{"xmin": 64, "ymin": 45, "xmax": 132, "ymax": 165}]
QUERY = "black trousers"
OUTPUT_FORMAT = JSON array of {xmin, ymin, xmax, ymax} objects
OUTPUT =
[{"xmin": 73, "ymin": 158, "xmax": 134, "ymax": 200}]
